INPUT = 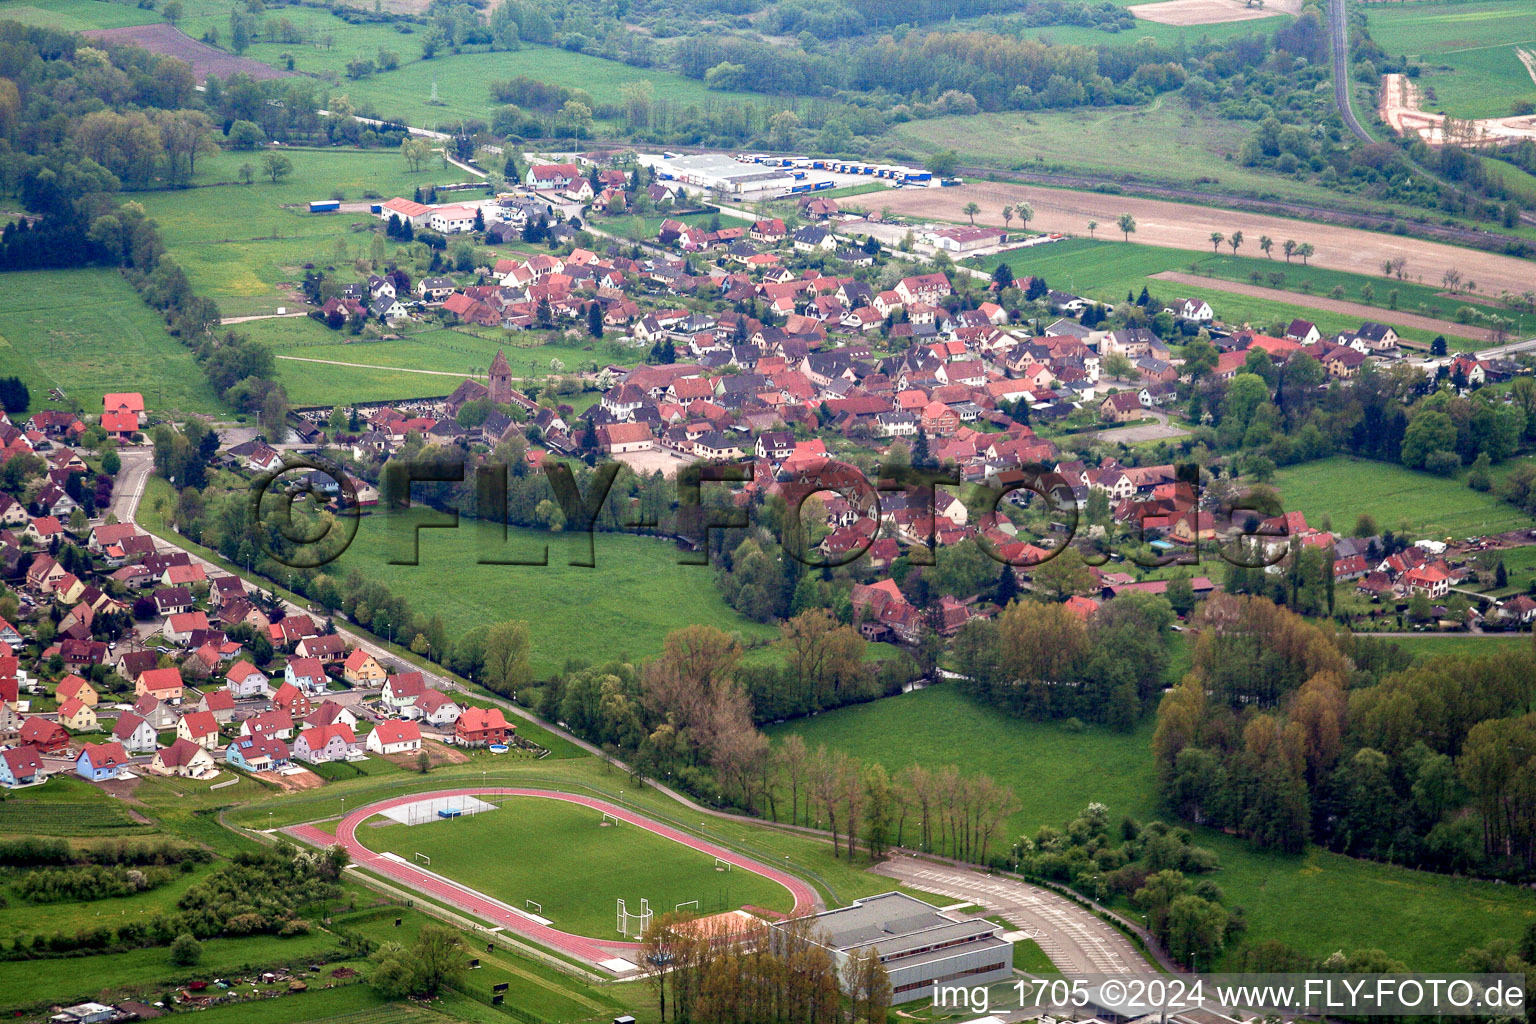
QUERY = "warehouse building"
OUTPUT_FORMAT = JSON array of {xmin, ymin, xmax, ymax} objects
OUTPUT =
[
  {"xmin": 664, "ymin": 154, "xmax": 797, "ymax": 195},
  {"xmin": 777, "ymin": 892, "xmax": 1012, "ymax": 1003}
]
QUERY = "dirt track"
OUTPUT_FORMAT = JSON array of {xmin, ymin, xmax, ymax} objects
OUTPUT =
[
  {"xmin": 1151, "ymin": 271, "xmax": 1496, "ymax": 341},
  {"xmin": 878, "ymin": 183, "xmax": 1536, "ymax": 299}
]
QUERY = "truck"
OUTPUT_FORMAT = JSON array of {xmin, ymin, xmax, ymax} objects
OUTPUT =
[
  {"xmin": 812, "ymin": 180, "xmax": 836, "ymax": 191},
  {"xmin": 940, "ymin": 177, "xmax": 964, "ymax": 187},
  {"xmin": 308, "ymin": 200, "xmax": 341, "ymax": 213}
]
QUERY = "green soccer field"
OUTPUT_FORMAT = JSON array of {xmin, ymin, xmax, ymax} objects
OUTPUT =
[{"xmin": 356, "ymin": 795, "xmax": 796, "ymax": 936}]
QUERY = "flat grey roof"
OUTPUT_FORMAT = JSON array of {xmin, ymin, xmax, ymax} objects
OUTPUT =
[{"xmin": 800, "ymin": 891, "xmax": 1002, "ymax": 954}]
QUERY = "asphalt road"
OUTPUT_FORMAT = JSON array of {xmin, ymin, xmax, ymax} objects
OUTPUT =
[{"xmin": 871, "ymin": 854, "xmax": 1150, "ymax": 975}]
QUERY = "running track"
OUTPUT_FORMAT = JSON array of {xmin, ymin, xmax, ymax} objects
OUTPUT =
[{"xmin": 287, "ymin": 788, "xmax": 818, "ymax": 970}]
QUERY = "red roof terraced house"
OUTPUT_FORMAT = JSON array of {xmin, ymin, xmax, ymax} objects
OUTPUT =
[{"xmin": 455, "ymin": 706, "xmax": 513, "ymax": 747}]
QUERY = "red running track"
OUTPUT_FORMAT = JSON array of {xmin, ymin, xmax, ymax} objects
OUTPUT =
[{"xmin": 287, "ymin": 788, "xmax": 818, "ymax": 970}]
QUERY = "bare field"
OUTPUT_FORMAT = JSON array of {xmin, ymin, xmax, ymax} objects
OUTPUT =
[
  {"xmin": 1133, "ymin": 0, "xmax": 1300, "ymax": 26},
  {"xmin": 879, "ymin": 183, "xmax": 1536, "ymax": 299},
  {"xmin": 83, "ymin": 24, "xmax": 292, "ymax": 81}
]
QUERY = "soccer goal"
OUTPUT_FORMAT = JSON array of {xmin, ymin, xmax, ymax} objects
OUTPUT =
[
  {"xmin": 601, "ymin": 811, "xmax": 622, "ymax": 827},
  {"xmin": 674, "ymin": 900, "xmax": 699, "ymax": 913},
  {"xmin": 525, "ymin": 899, "xmax": 542, "ymax": 915},
  {"xmin": 414, "ymin": 852, "xmax": 431, "ymax": 866},
  {"xmin": 714, "ymin": 857, "xmax": 732, "ymax": 872},
  {"xmin": 617, "ymin": 897, "xmax": 652, "ymax": 937}
]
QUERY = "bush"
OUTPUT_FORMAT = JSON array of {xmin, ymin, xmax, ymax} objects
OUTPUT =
[
  {"xmin": 169, "ymin": 932, "xmax": 201, "ymax": 966},
  {"xmin": 1424, "ymin": 449, "xmax": 1461, "ymax": 477}
]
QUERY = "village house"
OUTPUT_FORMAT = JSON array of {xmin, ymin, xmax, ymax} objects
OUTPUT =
[
  {"xmin": 56, "ymin": 697, "xmax": 98, "ymax": 732},
  {"xmin": 366, "ymin": 719, "xmax": 422, "ymax": 755},
  {"xmin": 76, "ymin": 741, "xmax": 129, "ymax": 782},
  {"xmin": 455, "ymin": 706, "xmax": 512, "ymax": 747},
  {"xmin": 226, "ymin": 661, "xmax": 271, "ymax": 699},
  {"xmin": 292, "ymin": 723, "xmax": 358, "ymax": 763},
  {"xmin": 408, "ymin": 689, "xmax": 462, "ymax": 726},
  {"xmin": 342, "ymin": 649, "xmax": 387, "ymax": 687},
  {"xmin": 111, "ymin": 712, "xmax": 159, "ymax": 755},
  {"xmin": 153, "ymin": 738, "xmax": 217, "ymax": 778},
  {"xmin": 283, "ymin": 656, "xmax": 328, "ymax": 693},
  {"xmin": 176, "ymin": 710, "xmax": 221, "ymax": 750},
  {"xmin": 382, "ymin": 672, "xmax": 427, "ymax": 712},
  {"xmin": 135, "ymin": 667, "xmax": 184, "ymax": 705},
  {"xmin": 225, "ymin": 735, "xmax": 289, "ymax": 773},
  {"xmin": 0, "ymin": 745, "xmax": 45, "ymax": 788}
]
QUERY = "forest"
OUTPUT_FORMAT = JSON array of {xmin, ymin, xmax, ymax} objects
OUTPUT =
[{"xmin": 1153, "ymin": 595, "xmax": 1536, "ymax": 878}]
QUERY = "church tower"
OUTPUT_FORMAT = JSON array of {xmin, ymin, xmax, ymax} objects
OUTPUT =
[{"xmin": 489, "ymin": 349, "xmax": 512, "ymax": 404}]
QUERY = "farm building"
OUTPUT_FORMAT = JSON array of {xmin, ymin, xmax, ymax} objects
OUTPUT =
[
  {"xmin": 376, "ymin": 197, "xmax": 432, "ymax": 228},
  {"xmin": 774, "ymin": 892, "xmax": 1012, "ymax": 1004},
  {"xmin": 926, "ymin": 226, "xmax": 1006, "ymax": 252}
]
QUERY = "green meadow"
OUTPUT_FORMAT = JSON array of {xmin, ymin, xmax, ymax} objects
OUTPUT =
[
  {"xmin": 769, "ymin": 684, "xmax": 1536, "ymax": 969},
  {"xmin": 0, "ymin": 0, "xmax": 158, "ymax": 29},
  {"xmin": 1271, "ymin": 456, "xmax": 1535, "ymax": 539},
  {"xmin": 1367, "ymin": 0, "xmax": 1536, "ymax": 120},
  {"xmin": 0, "ymin": 268, "xmax": 227, "ymax": 416},
  {"xmin": 329, "ymin": 508, "xmax": 778, "ymax": 676},
  {"xmin": 133, "ymin": 147, "xmax": 475, "ymax": 317},
  {"xmin": 242, "ymin": 316, "xmax": 629, "ymax": 406}
]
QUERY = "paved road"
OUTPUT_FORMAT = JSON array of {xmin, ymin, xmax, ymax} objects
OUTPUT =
[
  {"xmin": 1329, "ymin": 0, "xmax": 1372, "ymax": 144},
  {"xmin": 872, "ymin": 855, "xmax": 1147, "ymax": 974},
  {"xmin": 275, "ymin": 354, "xmax": 474, "ymax": 377},
  {"xmin": 221, "ymin": 312, "xmax": 309, "ymax": 325},
  {"xmin": 1476, "ymin": 336, "xmax": 1536, "ymax": 360},
  {"xmin": 288, "ymin": 787, "xmax": 817, "ymax": 971},
  {"xmin": 110, "ymin": 448, "xmax": 155, "ymax": 524}
]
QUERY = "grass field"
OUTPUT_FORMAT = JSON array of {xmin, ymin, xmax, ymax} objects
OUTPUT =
[
  {"xmin": 133, "ymin": 147, "xmax": 474, "ymax": 318},
  {"xmin": 1379, "ymin": 633, "xmax": 1534, "ymax": 659},
  {"xmin": 1367, "ymin": 0, "xmax": 1536, "ymax": 120},
  {"xmin": 0, "ymin": 928, "xmax": 341, "ymax": 1011},
  {"xmin": 971, "ymin": 238, "xmax": 1501, "ymax": 344},
  {"xmin": 768, "ymin": 684, "xmax": 1536, "ymax": 968},
  {"xmin": 246, "ymin": 316, "xmax": 626, "ymax": 406},
  {"xmin": 357, "ymin": 795, "xmax": 795, "ymax": 936},
  {"xmin": 0, "ymin": 0, "xmax": 159, "ymax": 28},
  {"xmin": 1271, "ymin": 456, "xmax": 1535, "ymax": 539},
  {"xmin": 329, "ymin": 509, "xmax": 778, "ymax": 676},
  {"xmin": 876, "ymin": 97, "xmax": 1353, "ymax": 204},
  {"xmin": 0, "ymin": 268, "xmax": 227, "ymax": 416}
]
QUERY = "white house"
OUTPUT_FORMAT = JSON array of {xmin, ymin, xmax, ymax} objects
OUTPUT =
[
  {"xmin": 381, "ymin": 672, "xmax": 426, "ymax": 712},
  {"xmin": 428, "ymin": 205, "xmax": 477, "ymax": 234},
  {"xmin": 366, "ymin": 719, "xmax": 422, "ymax": 755},
  {"xmin": 406, "ymin": 689, "xmax": 462, "ymax": 726},
  {"xmin": 284, "ymin": 656, "xmax": 328, "ymax": 693},
  {"xmin": 225, "ymin": 661, "xmax": 271, "ymax": 699},
  {"xmin": 291, "ymin": 723, "xmax": 358, "ymax": 763},
  {"xmin": 111, "ymin": 712, "xmax": 159, "ymax": 755}
]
